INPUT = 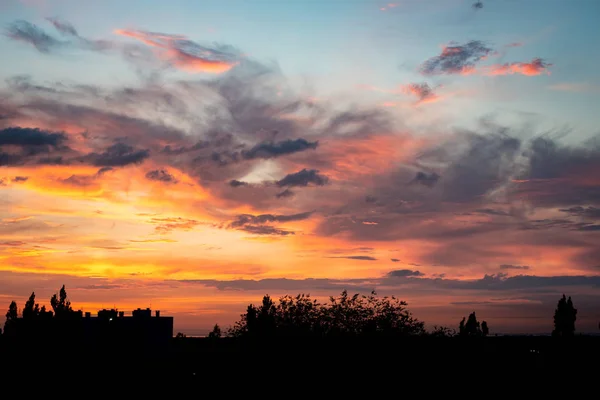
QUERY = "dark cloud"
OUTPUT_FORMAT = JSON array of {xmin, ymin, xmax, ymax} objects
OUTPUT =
[
  {"xmin": 12, "ymin": 176, "xmax": 28, "ymax": 183},
  {"xmin": 276, "ymin": 169, "xmax": 329, "ymax": 188},
  {"xmin": 0, "ymin": 127, "xmax": 67, "ymax": 147},
  {"xmin": 420, "ymin": 40, "xmax": 493, "ymax": 75},
  {"xmin": 227, "ymin": 211, "xmax": 313, "ymax": 236},
  {"xmin": 229, "ymin": 179, "xmax": 248, "ymax": 188},
  {"xmin": 410, "ymin": 171, "xmax": 440, "ymax": 188},
  {"xmin": 97, "ymin": 167, "xmax": 114, "ymax": 175},
  {"xmin": 229, "ymin": 211, "xmax": 314, "ymax": 228},
  {"xmin": 559, "ymin": 206, "xmax": 600, "ymax": 220},
  {"xmin": 475, "ymin": 208, "xmax": 511, "ymax": 217},
  {"xmin": 391, "ymin": 258, "xmax": 400, "ymax": 262},
  {"xmin": 0, "ymin": 127, "xmax": 73, "ymax": 166},
  {"xmin": 499, "ymin": 264, "xmax": 530, "ymax": 271},
  {"xmin": 175, "ymin": 272, "xmax": 600, "ymax": 293},
  {"xmin": 238, "ymin": 225, "xmax": 295, "ymax": 236},
  {"xmin": 388, "ymin": 269, "xmax": 424, "ymax": 277},
  {"xmin": 328, "ymin": 255, "xmax": 378, "ymax": 261},
  {"xmin": 276, "ymin": 189, "xmax": 295, "ymax": 198},
  {"xmin": 80, "ymin": 142, "xmax": 149, "ymax": 167},
  {"xmin": 145, "ymin": 169, "xmax": 178, "ymax": 184},
  {"xmin": 5, "ymin": 20, "xmax": 65, "ymax": 53},
  {"xmin": 472, "ymin": 1, "xmax": 483, "ymax": 10},
  {"xmin": 241, "ymin": 138, "xmax": 318, "ymax": 160},
  {"xmin": 403, "ymin": 83, "xmax": 439, "ymax": 104}
]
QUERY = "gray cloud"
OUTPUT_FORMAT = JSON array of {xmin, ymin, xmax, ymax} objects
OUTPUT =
[
  {"xmin": 229, "ymin": 179, "xmax": 248, "ymax": 188},
  {"xmin": 420, "ymin": 40, "xmax": 493, "ymax": 75},
  {"xmin": 146, "ymin": 169, "xmax": 178, "ymax": 183},
  {"xmin": 229, "ymin": 211, "xmax": 314, "ymax": 228},
  {"xmin": 559, "ymin": 206, "xmax": 600, "ymax": 220},
  {"xmin": 5, "ymin": 20, "xmax": 66, "ymax": 53},
  {"xmin": 241, "ymin": 138, "xmax": 318, "ymax": 160},
  {"xmin": 328, "ymin": 255, "xmax": 378, "ymax": 261},
  {"xmin": 499, "ymin": 264, "xmax": 530, "ymax": 271},
  {"xmin": 12, "ymin": 176, "xmax": 28, "ymax": 183},
  {"xmin": 0, "ymin": 127, "xmax": 67, "ymax": 147},
  {"xmin": 388, "ymin": 269, "xmax": 424, "ymax": 277},
  {"xmin": 410, "ymin": 171, "xmax": 440, "ymax": 188},
  {"xmin": 80, "ymin": 142, "xmax": 149, "ymax": 167},
  {"xmin": 276, "ymin": 189, "xmax": 295, "ymax": 198},
  {"xmin": 276, "ymin": 168, "xmax": 329, "ymax": 188}
]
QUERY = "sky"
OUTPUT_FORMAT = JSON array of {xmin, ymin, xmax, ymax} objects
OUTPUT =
[{"xmin": 1, "ymin": 0, "xmax": 599, "ymax": 336}]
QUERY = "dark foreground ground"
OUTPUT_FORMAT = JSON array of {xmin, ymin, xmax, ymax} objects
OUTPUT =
[{"xmin": 2, "ymin": 335, "xmax": 599, "ymax": 383}]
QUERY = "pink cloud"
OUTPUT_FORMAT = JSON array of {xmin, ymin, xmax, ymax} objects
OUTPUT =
[
  {"xmin": 114, "ymin": 29, "xmax": 239, "ymax": 74},
  {"xmin": 484, "ymin": 58, "xmax": 552, "ymax": 76}
]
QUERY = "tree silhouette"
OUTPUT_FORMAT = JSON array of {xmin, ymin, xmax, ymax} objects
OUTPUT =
[
  {"xmin": 4, "ymin": 301, "xmax": 18, "ymax": 334},
  {"xmin": 208, "ymin": 324, "xmax": 222, "ymax": 339},
  {"xmin": 228, "ymin": 290, "xmax": 425, "ymax": 338},
  {"xmin": 552, "ymin": 294, "xmax": 577, "ymax": 337},
  {"xmin": 22, "ymin": 292, "xmax": 40, "ymax": 319},
  {"xmin": 430, "ymin": 325, "xmax": 455, "ymax": 337},
  {"xmin": 481, "ymin": 321, "xmax": 489, "ymax": 336},
  {"xmin": 50, "ymin": 285, "xmax": 73, "ymax": 318},
  {"xmin": 175, "ymin": 332, "xmax": 186, "ymax": 338},
  {"xmin": 459, "ymin": 312, "xmax": 483, "ymax": 336}
]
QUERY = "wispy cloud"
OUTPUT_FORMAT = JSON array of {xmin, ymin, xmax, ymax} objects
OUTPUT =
[
  {"xmin": 484, "ymin": 58, "xmax": 552, "ymax": 76},
  {"xmin": 114, "ymin": 29, "xmax": 240, "ymax": 73}
]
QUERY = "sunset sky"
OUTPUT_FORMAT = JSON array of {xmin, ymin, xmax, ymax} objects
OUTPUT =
[{"xmin": 1, "ymin": 0, "xmax": 599, "ymax": 335}]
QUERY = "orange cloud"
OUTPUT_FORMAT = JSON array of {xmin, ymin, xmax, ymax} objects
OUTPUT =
[
  {"xmin": 484, "ymin": 58, "xmax": 552, "ymax": 76},
  {"xmin": 114, "ymin": 29, "xmax": 238, "ymax": 74}
]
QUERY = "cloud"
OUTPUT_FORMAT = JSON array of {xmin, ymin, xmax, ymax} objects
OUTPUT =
[
  {"xmin": 79, "ymin": 142, "xmax": 149, "ymax": 167},
  {"xmin": 410, "ymin": 171, "xmax": 440, "ymax": 188},
  {"xmin": 229, "ymin": 179, "xmax": 248, "ymax": 188},
  {"xmin": 472, "ymin": 1, "xmax": 483, "ymax": 10},
  {"xmin": 114, "ymin": 29, "xmax": 240, "ymax": 74},
  {"xmin": 420, "ymin": 40, "xmax": 493, "ymax": 76},
  {"xmin": 0, "ymin": 126, "xmax": 66, "ymax": 147},
  {"xmin": 5, "ymin": 20, "xmax": 66, "ymax": 53},
  {"xmin": 401, "ymin": 83, "xmax": 441, "ymax": 105},
  {"xmin": 145, "ymin": 169, "xmax": 178, "ymax": 184},
  {"xmin": 46, "ymin": 17, "xmax": 78, "ymax": 36},
  {"xmin": 485, "ymin": 58, "xmax": 552, "ymax": 76},
  {"xmin": 176, "ymin": 272, "xmax": 600, "ymax": 293},
  {"xmin": 499, "ymin": 264, "xmax": 530, "ymax": 270},
  {"xmin": 148, "ymin": 217, "xmax": 200, "ymax": 234},
  {"xmin": 559, "ymin": 206, "xmax": 600, "ymax": 220},
  {"xmin": 276, "ymin": 189, "xmax": 294, "ymax": 198},
  {"xmin": 227, "ymin": 211, "xmax": 313, "ymax": 236},
  {"xmin": 391, "ymin": 258, "xmax": 400, "ymax": 262},
  {"xmin": 12, "ymin": 176, "xmax": 28, "ymax": 183},
  {"xmin": 276, "ymin": 169, "xmax": 329, "ymax": 188},
  {"xmin": 328, "ymin": 255, "xmax": 378, "ymax": 261},
  {"xmin": 388, "ymin": 269, "xmax": 424, "ymax": 277},
  {"xmin": 241, "ymin": 138, "xmax": 318, "ymax": 160},
  {"xmin": 229, "ymin": 211, "xmax": 313, "ymax": 228},
  {"xmin": 237, "ymin": 225, "xmax": 295, "ymax": 236}
]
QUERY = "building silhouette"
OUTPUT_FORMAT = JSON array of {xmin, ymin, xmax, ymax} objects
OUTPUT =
[{"xmin": 7, "ymin": 307, "xmax": 173, "ymax": 350}]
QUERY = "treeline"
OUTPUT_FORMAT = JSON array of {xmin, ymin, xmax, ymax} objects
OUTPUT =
[{"xmin": 2, "ymin": 286, "xmax": 581, "ymax": 338}]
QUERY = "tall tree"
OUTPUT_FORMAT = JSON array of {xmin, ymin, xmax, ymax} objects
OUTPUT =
[
  {"xmin": 553, "ymin": 294, "xmax": 577, "ymax": 337},
  {"xmin": 4, "ymin": 301, "xmax": 18, "ymax": 334},
  {"xmin": 22, "ymin": 292, "xmax": 40, "ymax": 319},
  {"xmin": 459, "ymin": 312, "xmax": 483, "ymax": 336},
  {"xmin": 208, "ymin": 324, "xmax": 222, "ymax": 339},
  {"xmin": 50, "ymin": 285, "xmax": 72, "ymax": 318},
  {"xmin": 481, "ymin": 321, "xmax": 489, "ymax": 336}
]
